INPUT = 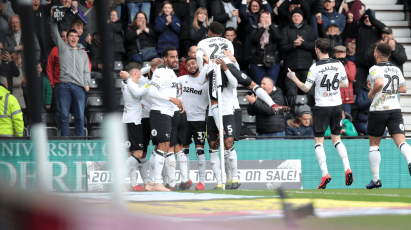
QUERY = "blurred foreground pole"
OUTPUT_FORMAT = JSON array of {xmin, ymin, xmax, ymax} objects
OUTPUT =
[
  {"xmin": 95, "ymin": 0, "xmax": 126, "ymax": 208},
  {"xmin": 19, "ymin": 0, "xmax": 49, "ymax": 193}
]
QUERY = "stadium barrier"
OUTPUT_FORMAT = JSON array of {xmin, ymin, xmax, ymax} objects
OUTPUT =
[{"xmin": 0, "ymin": 139, "xmax": 410, "ymax": 191}]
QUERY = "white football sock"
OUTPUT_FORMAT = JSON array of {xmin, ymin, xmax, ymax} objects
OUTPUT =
[
  {"xmin": 209, "ymin": 149, "xmax": 222, "ymax": 184},
  {"xmin": 165, "ymin": 152, "xmax": 177, "ymax": 187},
  {"xmin": 315, "ymin": 144, "xmax": 328, "ymax": 177},
  {"xmin": 154, "ymin": 150, "xmax": 166, "ymax": 184},
  {"xmin": 227, "ymin": 147, "xmax": 238, "ymax": 181},
  {"xmin": 125, "ymin": 156, "xmax": 138, "ymax": 187},
  {"xmin": 138, "ymin": 157, "xmax": 149, "ymax": 185},
  {"xmin": 184, "ymin": 148, "xmax": 191, "ymax": 181},
  {"xmin": 197, "ymin": 148, "xmax": 206, "ymax": 184},
  {"xmin": 177, "ymin": 151, "xmax": 188, "ymax": 183},
  {"xmin": 224, "ymin": 150, "xmax": 232, "ymax": 182},
  {"xmin": 148, "ymin": 151, "xmax": 156, "ymax": 183},
  {"xmin": 369, "ymin": 146, "xmax": 381, "ymax": 182},
  {"xmin": 211, "ymin": 104, "xmax": 219, "ymax": 130},
  {"xmin": 253, "ymin": 85, "xmax": 275, "ymax": 107},
  {"xmin": 162, "ymin": 164, "xmax": 168, "ymax": 184},
  {"xmin": 334, "ymin": 141, "xmax": 350, "ymax": 172},
  {"xmin": 399, "ymin": 142, "xmax": 411, "ymax": 163}
]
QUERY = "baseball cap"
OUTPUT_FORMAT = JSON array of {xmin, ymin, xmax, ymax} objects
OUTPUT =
[
  {"xmin": 334, "ymin": 45, "xmax": 346, "ymax": 52},
  {"xmin": 381, "ymin": 26, "xmax": 393, "ymax": 34}
]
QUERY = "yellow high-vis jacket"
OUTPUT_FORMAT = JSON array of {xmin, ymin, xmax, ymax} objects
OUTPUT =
[{"xmin": 0, "ymin": 84, "xmax": 24, "ymax": 137}]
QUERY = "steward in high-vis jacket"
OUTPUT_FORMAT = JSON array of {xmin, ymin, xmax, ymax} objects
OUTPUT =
[{"xmin": 0, "ymin": 79, "xmax": 23, "ymax": 137}]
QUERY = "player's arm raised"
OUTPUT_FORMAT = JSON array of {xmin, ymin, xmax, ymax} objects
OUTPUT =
[
  {"xmin": 287, "ymin": 68, "xmax": 311, "ymax": 93},
  {"xmin": 196, "ymin": 47, "xmax": 205, "ymax": 71},
  {"xmin": 219, "ymin": 58, "xmax": 238, "ymax": 88}
]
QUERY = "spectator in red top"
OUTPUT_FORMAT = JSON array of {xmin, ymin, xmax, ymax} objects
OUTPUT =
[
  {"xmin": 178, "ymin": 45, "xmax": 196, "ymax": 77},
  {"xmin": 334, "ymin": 45, "xmax": 356, "ymax": 115}
]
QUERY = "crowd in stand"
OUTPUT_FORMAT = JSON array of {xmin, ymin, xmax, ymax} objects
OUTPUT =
[{"xmin": 0, "ymin": 0, "xmax": 407, "ymax": 138}]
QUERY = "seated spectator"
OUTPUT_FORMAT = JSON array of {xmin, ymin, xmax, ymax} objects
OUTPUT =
[
  {"xmin": 247, "ymin": 77, "xmax": 286, "ymax": 139},
  {"xmin": 108, "ymin": 0, "xmax": 127, "ymax": 30},
  {"xmin": 71, "ymin": 19, "xmax": 90, "ymax": 51},
  {"xmin": 32, "ymin": 0, "xmax": 53, "ymax": 66},
  {"xmin": 0, "ymin": 0, "xmax": 14, "ymax": 33},
  {"xmin": 280, "ymin": 8, "xmax": 316, "ymax": 97},
  {"xmin": 325, "ymin": 109, "xmax": 358, "ymax": 136},
  {"xmin": 125, "ymin": 11, "xmax": 158, "ymax": 63},
  {"xmin": 365, "ymin": 26, "xmax": 407, "ymax": 73},
  {"xmin": 178, "ymin": 45, "xmax": 196, "ymax": 77},
  {"xmin": 285, "ymin": 105, "xmax": 314, "ymax": 137},
  {"xmin": 108, "ymin": 9, "xmax": 126, "ymax": 62},
  {"xmin": 189, "ymin": 7, "xmax": 209, "ymax": 45},
  {"xmin": 78, "ymin": 0, "xmax": 97, "ymax": 37},
  {"xmin": 311, "ymin": 0, "xmax": 346, "ymax": 38},
  {"xmin": 53, "ymin": 0, "xmax": 87, "ymax": 32},
  {"xmin": 249, "ymin": 11, "xmax": 281, "ymax": 85},
  {"xmin": 340, "ymin": 0, "xmax": 365, "ymax": 23},
  {"xmin": 354, "ymin": 81, "xmax": 371, "ymax": 135},
  {"xmin": 154, "ymin": 1, "xmax": 180, "ymax": 56},
  {"xmin": 277, "ymin": 0, "xmax": 310, "ymax": 29},
  {"xmin": 125, "ymin": 0, "xmax": 152, "ymax": 25},
  {"xmin": 317, "ymin": 13, "xmax": 349, "ymax": 58},
  {"xmin": 346, "ymin": 39, "xmax": 356, "ymax": 62},
  {"xmin": 36, "ymin": 62, "xmax": 52, "ymax": 112},
  {"xmin": 334, "ymin": 45, "xmax": 356, "ymax": 115},
  {"xmin": 224, "ymin": 27, "xmax": 246, "ymax": 71},
  {"xmin": 0, "ymin": 76, "xmax": 23, "ymax": 137},
  {"xmin": 4, "ymin": 15, "xmax": 41, "ymax": 62},
  {"xmin": 211, "ymin": 0, "xmax": 239, "ymax": 30}
]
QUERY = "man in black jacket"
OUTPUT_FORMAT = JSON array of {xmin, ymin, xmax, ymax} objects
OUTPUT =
[
  {"xmin": 246, "ymin": 77, "xmax": 286, "ymax": 138},
  {"xmin": 32, "ymin": 0, "xmax": 54, "ymax": 67},
  {"xmin": 224, "ymin": 27, "xmax": 246, "ymax": 71}
]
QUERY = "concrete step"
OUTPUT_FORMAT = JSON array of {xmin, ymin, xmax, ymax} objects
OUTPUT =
[
  {"xmin": 393, "ymin": 28, "xmax": 410, "ymax": 37},
  {"xmin": 375, "ymin": 12, "xmax": 404, "ymax": 21},
  {"xmin": 397, "ymin": 37, "xmax": 411, "ymax": 44},
  {"xmin": 362, "ymin": 0, "xmax": 397, "ymax": 4},
  {"xmin": 404, "ymin": 62, "xmax": 411, "ymax": 72},
  {"xmin": 405, "ymin": 46, "xmax": 411, "ymax": 53},
  {"xmin": 404, "ymin": 72, "xmax": 411, "ymax": 78},
  {"xmin": 402, "ymin": 106, "xmax": 411, "ymax": 113},
  {"xmin": 404, "ymin": 114, "xmax": 411, "ymax": 126},
  {"xmin": 367, "ymin": 5, "xmax": 403, "ymax": 10},
  {"xmin": 383, "ymin": 21, "xmax": 409, "ymax": 27}
]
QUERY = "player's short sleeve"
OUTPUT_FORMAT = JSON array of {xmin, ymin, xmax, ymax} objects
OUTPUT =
[
  {"xmin": 340, "ymin": 63, "xmax": 349, "ymax": 84},
  {"xmin": 177, "ymin": 75, "xmax": 185, "ymax": 85},
  {"xmin": 150, "ymin": 69, "xmax": 164, "ymax": 89},
  {"xmin": 369, "ymin": 67, "xmax": 382, "ymax": 82},
  {"xmin": 398, "ymin": 69, "xmax": 406, "ymax": 87}
]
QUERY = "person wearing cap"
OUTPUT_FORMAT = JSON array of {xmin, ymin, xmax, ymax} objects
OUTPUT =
[
  {"xmin": 246, "ymin": 77, "xmax": 286, "ymax": 139},
  {"xmin": 277, "ymin": 0, "xmax": 310, "ymax": 29},
  {"xmin": 365, "ymin": 26, "xmax": 407, "ymax": 73},
  {"xmin": 285, "ymin": 105, "xmax": 314, "ymax": 137},
  {"xmin": 316, "ymin": 13, "xmax": 349, "ymax": 58},
  {"xmin": 335, "ymin": 45, "xmax": 356, "ymax": 115},
  {"xmin": 310, "ymin": 0, "xmax": 346, "ymax": 38},
  {"xmin": 280, "ymin": 7, "xmax": 316, "ymax": 97}
]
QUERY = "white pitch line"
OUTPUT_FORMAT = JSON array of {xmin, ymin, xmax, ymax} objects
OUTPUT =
[{"xmin": 285, "ymin": 191, "xmax": 411, "ymax": 198}]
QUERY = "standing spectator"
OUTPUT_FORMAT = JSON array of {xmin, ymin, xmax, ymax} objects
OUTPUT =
[
  {"xmin": 346, "ymin": 9, "xmax": 386, "ymax": 93},
  {"xmin": 189, "ymin": 7, "xmax": 209, "ymax": 44},
  {"xmin": 88, "ymin": 32, "xmax": 117, "ymax": 79},
  {"xmin": 10, "ymin": 52, "xmax": 25, "ymax": 114},
  {"xmin": 108, "ymin": 9, "xmax": 126, "ymax": 62},
  {"xmin": 365, "ymin": 26, "xmax": 407, "ymax": 73},
  {"xmin": 316, "ymin": 13, "xmax": 348, "ymax": 58},
  {"xmin": 178, "ymin": 45, "xmax": 196, "ymax": 77},
  {"xmin": 354, "ymin": 81, "xmax": 371, "ymax": 135},
  {"xmin": 280, "ymin": 7, "xmax": 316, "ymax": 97},
  {"xmin": 285, "ymin": 105, "xmax": 314, "ymax": 137},
  {"xmin": 4, "ymin": 15, "xmax": 41, "ymax": 62},
  {"xmin": 51, "ymin": 9, "xmax": 91, "ymax": 137},
  {"xmin": 53, "ymin": 0, "xmax": 87, "ymax": 32},
  {"xmin": 125, "ymin": 0, "xmax": 152, "ymax": 25},
  {"xmin": 305, "ymin": 0, "xmax": 324, "ymax": 24},
  {"xmin": 71, "ymin": 19, "xmax": 91, "ymax": 51},
  {"xmin": 0, "ymin": 0, "xmax": 14, "ymax": 33},
  {"xmin": 246, "ymin": 77, "xmax": 286, "ymax": 138},
  {"xmin": 249, "ymin": 11, "xmax": 281, "ymax": 85},
  {"xmin": 277, "ymin": 0, "xmax": 310, "ymax": 29},
  {"xmin": 32, "ymin": 0, "xmax": 54, "ymax": 67},
  {"xmin": 210, "ymin": 0, "xmax": 239, "ymax": 30},
  {"xmin": 78, "ymin": 0, "xmax": 97, "ymax": 36},
  {"xmin": 108, "ymin": 0, "xmax": 127, "ymax": 30},
  {"xmin": 334, "ymin": 45, "xmax": 356, "ymax": 115},
  {"xmin": 154, "ymin": 1, "xmax": 180, "ymax": 55},
  {"xmin": 346, "ymin": 39, "xmax": 355, "ymax": 62},
  {"xmin": 36, "ymin": 62, "xmax": 52, "ymax": 112},
  {"xmin": 125, "ymin": 11, "xmax": 158, "ymax": 62},
  {"xmin": 0, "ymin": 76, "xmax": 23, "ymax": 137},
  {"xmin": 325, "ymin": 109, "xmax": 358, "ymax": 136},
  {"xmin": 224, "ymin": 27, "xmax": 246, "ymax": 71},
  {"xmin": 310, "ymin": 0, "xmax": 346, "ymax": 38},
  {"xmin": 0, "ymin": 42, "xmax": 20, "ymax": 95},
  {"xmin": 340, "ymin": 0, "xmax": 365, "ymax": 23}
]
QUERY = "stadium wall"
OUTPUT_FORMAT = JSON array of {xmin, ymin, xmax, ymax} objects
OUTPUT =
[{"xmin": 0, "ymin": 139, "xmax": 410, "ymax": 191}]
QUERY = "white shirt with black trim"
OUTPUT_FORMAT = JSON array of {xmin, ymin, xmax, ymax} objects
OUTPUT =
[
  {"xmin": 178, "ymin": 74, "xmax": 209, "ymax": 121},
  {"xmin": 305, "ymin": 58, "xmax": 348, "ymax": 107},
  {"xmin": 196, "ymin": 36, "xmax": 235, "ymax": 71},
  {"xmin": 122, "ymin": 79, "xmax": 149, "ymax": 125},
  {"xmin": 150, "ymin": 65, "xmax": 179, "ymax": 117},
  {"xmin": 369, "ymin": 61, "xmax": 405, "ymax": 112},
  {"xmin": 137, "ymin": 76, "xmax": 152, "ymax": 118}
]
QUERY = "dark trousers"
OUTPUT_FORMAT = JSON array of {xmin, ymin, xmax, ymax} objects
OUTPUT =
[
  {"xmin": 284, "ymin": 69, "xmax": 311, "ymax": 96},
  {"xmin": 353, "ymin": 66, "xmax": 369, "ymax": 94}
]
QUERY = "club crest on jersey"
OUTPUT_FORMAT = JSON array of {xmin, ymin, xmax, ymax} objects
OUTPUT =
[
  {"xmin": 371, "ymin": 69, "xmax": 376, "ymax": 76},
  {"xmin": 323, "ymin": 92, "xmax": 328, "ymax": 97},
  {"xmin": 151, "ymin": 129, "xmax": 157, "ymax": 136},
  {"xmin": 307, "ymin": 71, "xmax": 311, "ymax": 77}
]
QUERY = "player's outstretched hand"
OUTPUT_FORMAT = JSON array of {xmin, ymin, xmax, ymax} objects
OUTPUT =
[
  {"xmin": 217, "ymin": 58, "xmax": 228, "ymax": 71},
  {"xmin": 119, "ymin": 70, "xmax": 129, "ymax": 80},
  {"xmin": 223, "ymin": 49, "xmax": 236, "ymax": 63},
  {"xmin": 203, "ymin": 53, "xmax": 209, "ymax": 64},
  {"xmin": 287, "ymin": 68, "xmax": 296, "ymax": 80}
]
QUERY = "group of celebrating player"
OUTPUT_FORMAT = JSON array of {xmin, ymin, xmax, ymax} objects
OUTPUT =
[{"xmin": 119, "ymin": 21, "xmax": 411, "ymax": 192}]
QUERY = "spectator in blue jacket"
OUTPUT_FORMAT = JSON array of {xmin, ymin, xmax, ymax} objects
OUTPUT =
[
  {"xmin": 285, "ymin": 105, "xmax": 314, "ymax": 137},
  {"xmin": 310, "ymin": 0, "xmax": 346, "ymax": 38},
  {"xmin": 354, "ymin": 82, "xmax": 371, "ymax": 135},
  {"xmin": 154, "ymin": 1, "xmax": 180, "ymax": 55}
]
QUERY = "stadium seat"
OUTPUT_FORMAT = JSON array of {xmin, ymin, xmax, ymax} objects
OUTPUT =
[
  {"xmin": 237, "ymin": 95, "xmax": 248, "ymax": 106},
  {"xmin": 68, "ymin": 113, "xmax": 87, "ymax": 127},
  {"xmin": 113, "ymin": 61, "xmax": 124, "ymax": 71},
  {"xmin": 89, "ymin": 79, "xmax": 99, "ymax": 89},
  {"xmin": 86, "ymin": 96, "xmax": 104, "ymax": 114},
  {"xmin": 115, "ymin": 79, "xmax": 123, "ymax": 89},
  {"xmin": 142, "ymin": 61, "xmax": 151, "ymax": 68},
  {"xmin": 241, "ymin": 110, "xmax": 256, "ymax": 124},
  {"xmin": 23, "ymin": 127, "xmax": 29, "ymax": 137},
  {"xmin": 41, "ymin": 113, "xmax": 58, "ymax": 128},
  {"xmin": 89, "ymin": 128, "xmax": 102, "ymax": 137}
]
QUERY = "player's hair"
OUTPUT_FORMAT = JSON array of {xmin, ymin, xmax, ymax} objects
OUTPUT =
[
  {"xmin": 185, "ymin": 57, "xmax": 196, "ymax": 64},
  {"xmin": 262, "ymin": 77, "xmax": 274, "ymax": 86},
  {"xmin": 315, "ymin": 38, "xmax": 331, "ymax": 54},
  {"xmin": 209, "ymin": 21, "xmax": 224, "ymax": 36},
  {"xmin": 70, "ymin": 19, "xmax": 84, "ymax": 29},
  {"xmin": 376, "ymin": 43, "xmax": 392, "ymax": 59},
  {"xmin": 225, "ymin": 27, "xmax": 236, "ymax": 35},
  {"xmin": 150, "ymin": 58, "xmax": 164, "ymax": 70},
  {"xmin": 125, "ymin": 62, "xmax": 141, "ymax": 73},
  {"xmin": 66, "ymin": 29, "xmax": 78, "ymax": 38},
  {"xmin": 193, "ymin": 7, "xmax": 209, "ymax": 30},
  {"xmin": 160, "ymin": 1, "xmax": 174, "ymax": 16},
  {"xmin": 162, "ymin": 46, "xmax": 177, "ymax": 58}
]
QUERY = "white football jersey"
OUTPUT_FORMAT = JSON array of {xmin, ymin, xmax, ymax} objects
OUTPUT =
[
  {"xmin": 150, "ymin": 65, "xmax": 179, "ymax": 117},
  {"xmin": 369, "ymin": 61, "xmax": 405, "ymax": 112},
  {"xmin": 197, "ymin": 36, "xmax": 234, "ymax": 64},
  {"xmin": 178, "ymin": 75, "xmax": 208, "ymax": 121},
  {"xmin": 306, "ymin": 58, "xmax": 348, "ymax": 107},
  {"xmin": 121, "ymin": 79, "xmax": 149, "ymax": 125},
  {"xmin": 232, "ymin": 88, "xmax": 240, "ymax": 110},
  {"xmin": 137, "ymin": 76, "xmax": 152, "ymax": 118}
]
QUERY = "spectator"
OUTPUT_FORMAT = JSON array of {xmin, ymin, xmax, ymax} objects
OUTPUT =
[
  {"xmin": 0, "ymin": 42, "xmax": 20, "ymax": 95},
  {"xmin": 71, "ymin": 19, "xmax": 90, "ymax": 51},
  {"xmin": 346, "ymin": 9, "xmax": 386, "ymax": 93},
  {"xmin": 334, "ymin": 45, "xmax": 356, "ymax": 115},
  {"xmin": 316, "ymin": 14, "xmax": 349, "ymax": 58},
  {"xmin": 224, "ymin": 27, "xmax": 246, "ymax": 71},
  {"xmin": 210, "ymin": 0, "xmax": 239, "ymax": 30},
  {"xmin": 125, "ymin": 11, "xmax": 158, "ymax": 62},
  {"xmin": 285, "ymin": 105, "xmax": 314, "ymax": 137},
  {"xmin": 325, "ymin": 109, "xmax": 358, "ymax": 136},
  {"xmin": 108, "ymin": 9, "xmax": 126, "ymax": 62},
  {"xmin": 178, "ymin": 45, "xmax": 196, "ymax": 77},
  {"xmin": 249, "ymin": 11, "xmax": 281, "ymax": 85},
  {"xmin": 53, "ymin": 0, "xmax": 87, "ymax": 32},
  {"xmin": 365, "ymin": 26, "xmax": 407, "ymax": 73},
  {"xmin": 310, "ymin": 0, "xmax": 346, "ymax": 38},
  {"xmin": 4, "ymin": 15, "xmax": 41, "ymax": 62},
  {"xmin": 346, "ymin": 39, "xmax": 355, "ymax": 62},
  {"xmin": 154, "ymin": 1, "xmax": 180, "ymax": 55},
  {"xmin": 277, "ymin": 0, "xmax": 310, "ymax": 29},
  {"xmin": 125, "ymin": 0, "xmax": 152, "ymax": 25},
  {"xmin": 0, "ymin": 76, "xmax": 23, "ymax": 137},
  {"xmin": 189, "ymin": 7, "xmax": 209, "ymax": 44},
  {"xmin": 88, "ymin": 32, "xmax": 117, "ymax": 79},
  {"xmin": 36, "ymin": 62, "xmax": 52, "ymax": 112},
  {"xmin": 340, "ymin": 0, "xmax": 365, "ymax": 23},
  {"xmin": 280, "ymin": 7, "xmax": 316, "ymax": 97},
  {"xmin": 51, "ymin": 10, "xmax": 91, "ymax": 137},
  {"xmin": 305, "ymin": 0, "xmax": 324, "ymax": 24},
  {"xmin": 10, "ymin": 52, "xmax": 25, "ymax": 114},
  {"xmin": 246, "ymin": 77, "xmax": 286, "ymax": 138},
  {"xmin": 32, "ymin": 0, "xmax": 53, "ymax": 66},
  {"xmin": 354, "ymin": 81, "xmax": 370, "ymax": 135},
  {"xmin": 0, "ymin": 0, "xmax": 14, "ymax": 33},
  {"xmin": 78, "ymin": 0, "xmax": 97, "ymax": 36},
  {"xmin": 108, "ymin": 0, "xmax": 127, "ymax": 30}
]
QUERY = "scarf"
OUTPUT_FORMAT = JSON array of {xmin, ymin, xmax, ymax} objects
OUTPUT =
[
  {"xmin": 294, "ymin": 21, "xmax": 304, "ymax": 29},
  {"xmin": 258, "ymin": 23, "xmax": 270, "ymax": 49}
]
